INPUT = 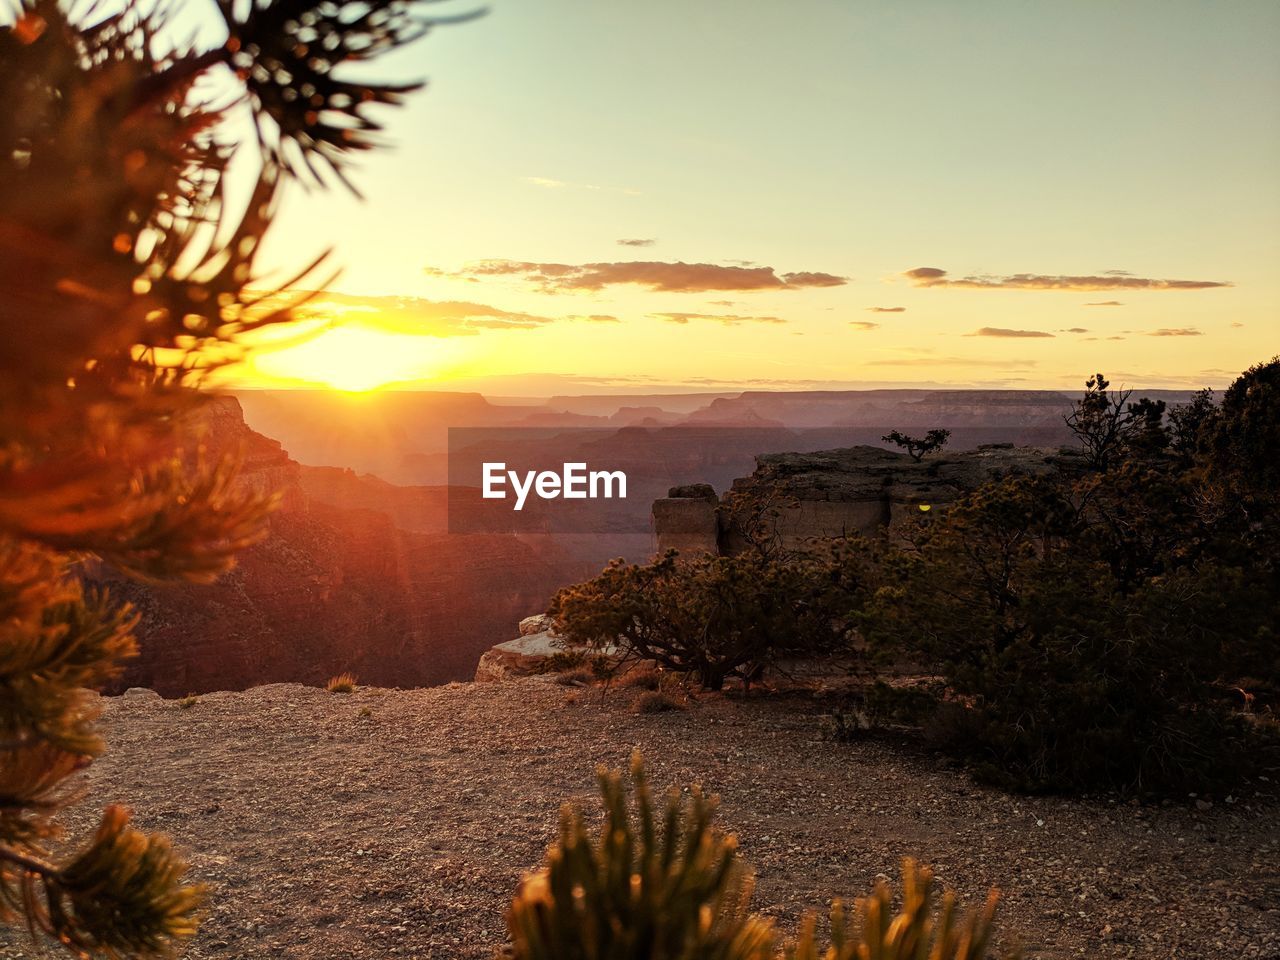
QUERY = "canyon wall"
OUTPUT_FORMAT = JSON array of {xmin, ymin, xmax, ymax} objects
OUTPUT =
[{"xmin": 93, "ymin": 398, "xmax": 596, "ymax": 696}]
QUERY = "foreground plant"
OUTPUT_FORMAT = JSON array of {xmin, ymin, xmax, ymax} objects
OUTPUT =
[
  {"xmin": 1, "ymin": 0, "xmax": 451, "ymax": 952},
  {"xmin": 508, "ymin": 754, "xmax": 775, "ymax": 960},
  {"xmin": 507, "ymin": 755, "xmax": 1015, "ymax": 960},
  {"xmin": 789, "ymin": 861, "xmax": 1016, "ymax": 960}
]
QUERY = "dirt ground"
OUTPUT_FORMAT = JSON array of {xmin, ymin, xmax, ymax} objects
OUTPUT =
[{"xmin": 1, "ymin": 678, "xmax": 1276, "ymax": 959}]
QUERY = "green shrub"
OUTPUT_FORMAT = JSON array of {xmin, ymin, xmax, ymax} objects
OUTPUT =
[
  {"xmin": 860, "ymin": 364, "xmax": 1280, "ymax": 795},
  {"xmin": 506, "ymin": 756, "xmax": 1016, "ymax": 960},
  {"xmin": 507, "ymin": 754, "xmax": 776, "ymax": 960},
  {"xmin": 788, "ymin": 860, "xmax": 1015, "ymax": 960},
  {"xmin": 550, "ymin": 550, "xmax": 858, "ymax": 691}
]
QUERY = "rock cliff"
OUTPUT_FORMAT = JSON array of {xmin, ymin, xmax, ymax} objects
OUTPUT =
[
  {"xmin": 653, "ymin": 443, "xmax": 1082, "ymax": 555},
  {"xmin": 93, "ymin": 398, "xmax": 596, "ymax": 695}
]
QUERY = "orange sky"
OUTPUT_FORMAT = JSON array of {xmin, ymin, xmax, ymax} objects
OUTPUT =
[{"xmin": 208, "ymin": 1, "xmax": 1278, "ymax": 395}]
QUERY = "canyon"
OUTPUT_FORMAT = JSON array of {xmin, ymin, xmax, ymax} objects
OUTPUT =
[
  {"xmin": 93, "ymin": 398, "xmax": 598, "ymax": 696},
  {"xmin": 99, "ymin": 385, "xmax": 1193, "ymax": 696}
]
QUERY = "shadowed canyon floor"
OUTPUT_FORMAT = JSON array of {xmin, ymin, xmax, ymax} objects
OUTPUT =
[{"xmin": 2, "ymin": 680, "xmax": 1276, "ymax": 959}]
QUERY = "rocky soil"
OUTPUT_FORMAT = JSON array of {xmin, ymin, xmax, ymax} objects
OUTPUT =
[{"xmin": 1, "ymin": 679, "xmax": 1276, "ymax": 960}]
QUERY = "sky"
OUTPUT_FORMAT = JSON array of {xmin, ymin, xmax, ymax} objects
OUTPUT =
[{"xmin": 210, "ymin": 0, "xmax": 1279, "ymax": 394}]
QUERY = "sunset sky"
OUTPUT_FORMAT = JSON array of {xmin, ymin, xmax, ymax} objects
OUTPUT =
[{"xmin": 211, "ymin": 0, "xmax": 1279, "ymax": 394}]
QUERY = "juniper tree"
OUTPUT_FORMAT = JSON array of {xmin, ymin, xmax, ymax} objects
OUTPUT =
[
  {"xmin": 0, "ymin": 0, "xmax": 452, "ymax": 952},
  {"xmin": 1062, "ymin": 373, "xmax": 1171, "ymax": 470},
  {"xmin": 881, "ymin": 428, "xmax": 950, "ymax": 462}
]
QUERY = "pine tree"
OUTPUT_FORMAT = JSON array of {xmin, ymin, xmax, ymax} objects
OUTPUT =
[{"xmin": 0, "ymin": 0, "xmax": 450, "ymax": 952}]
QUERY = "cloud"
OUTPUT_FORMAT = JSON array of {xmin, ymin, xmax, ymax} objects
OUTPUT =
[
  {"xmin": 650, "ymin": 312, "xmax": 787, "ymax": 325},
  {"xmin": 780, "ymin": 271, "xmax": 848, "ymax": 288},
  {"xmin": 617, "ymin": 238, "xmax": 656, "ymax": 247},
  {"xmin": 1085, "ymin": 300, "xmax": 1124, "ymax": 307},
  {"xmin": 904, "ymin": 266, "xmax": 1229, "ymax": 291},
  {"xmin": 1231, "ymin": 322, "xmax": 1245, "ymax": 328},
  {"xmin": 1147, "ymin": 327, "xmax": 1203, "ymax": 337},
  {"xmin": 966, "ymin": 327, "xmax": 1055, "ymax": 338},
  {"xmin": 707, "ymin": 300, "xmax": 739, "ymax": 307},
  {"xmin": 293, "ymin": 292, "xmax": 557, "ymax": 337},
  {"xmin": 428, "ymin": 259, "xmax": 848, "ymax": 293},
  {"xmin": 849, "ymin": 321, "xmax": 880, "ymax": 331},
  {"xmin": 868, "ymin": 306, "xmax": 906, "ymax": 313},
  {"xmin": 568, "ymin": 314, "xmax": 620, "ymax": 323},
  {"xmin": 1062, "ymin": 327, "xmax": 1089, "ymax": 334}
]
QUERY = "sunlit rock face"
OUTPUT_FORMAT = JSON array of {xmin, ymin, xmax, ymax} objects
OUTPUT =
[
  {"xmin": 654, "ymin": 443, "xmax": 1083, "ymax": 556},
  {"xmin": 92, "ymin": 399, "xmax": 595, "ymax": 696}
]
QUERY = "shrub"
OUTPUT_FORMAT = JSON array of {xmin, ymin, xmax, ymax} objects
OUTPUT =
[
  {"xmin": 0, "ymin": 0, "xmax": 446, "ymax": 951},
  {"xmin": 860, "ymin": 365, "xmax": 1280, "ymax": 794},
  {"xmin": 539, "ymin": 649, "xmax": 590, "ymax": 673},
  {"xmin": 788, "ymin": 860, "xmax": 1015, "ymax": 960},
  {"xmin": 177, "ymin": 695, "xmax": 199, "ymax": 710},
  {"xmin": 554, "ymin": 667, "xmax": 596, "ymax": 687},
  {"xmin": 506, "ymin": 756, "xmax": 1015, "ymax": 960},
  {"xmin": 507, "ymin": 754, "xmax": 775, "ymax": 960},
  {"xmin": 619, "ymin": 666, "xmax": 665, "ymax": 690},
  {"xmin": 326, "ymin": 673, "xmax": 357, "ymax": 694},
  {"xmin": 632, "ymin": 691, "xmax": 685, "ymax": 714},
  {"xmin": 550, "ymin": 550, "xmax": 857, "ymax": 691}
]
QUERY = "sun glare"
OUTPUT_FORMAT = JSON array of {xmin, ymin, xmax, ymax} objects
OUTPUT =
[{"xmin": 248, "ymin": 324, "xmax": 437, "ymax": 392}]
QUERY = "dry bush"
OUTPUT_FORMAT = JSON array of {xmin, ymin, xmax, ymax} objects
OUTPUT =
[
  {"xmin": 325, "ymin": 673, "xmax": 357, "ymax": 694},
  {"xmin": 632, "ymin": 690, "xmax": 685, "ymax": 714},
  {"xmin": 618, "ymin": 666, "xmax": 664, "ymax": 690},
  {"xmin": 554, "ymin": 667, "xmax": 596, "ymax": 687}
]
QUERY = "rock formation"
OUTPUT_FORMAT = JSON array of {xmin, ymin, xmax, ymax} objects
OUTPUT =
[
  {"xmin": 91, "ymin": 398, "xmax": 598, "ymax": 696},
  {"xmin": 653, "ymin": 443, "xmax": 1083, "ymax": 556}
]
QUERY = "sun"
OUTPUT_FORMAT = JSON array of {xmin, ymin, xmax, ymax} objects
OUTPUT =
[{"xmin": 246, "ymin": 323, "xmax": 438, "ymax": 392}]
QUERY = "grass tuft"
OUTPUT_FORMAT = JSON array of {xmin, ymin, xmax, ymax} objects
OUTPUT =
[
  {"xmin": 326, "ymin": 673, "xmax": 357, "ymax": 693},
  {"xmin": 632, "ymin": 690, "xmax": 685, "ymax": 714}
]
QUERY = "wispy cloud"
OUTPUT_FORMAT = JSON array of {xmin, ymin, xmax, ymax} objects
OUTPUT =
[
  {"xmin": 1062, "ymin": 327, "xmax": 1089, "ymax": 334},
  {"xmin": 904, "ymin": 266, "xmax": 1229, "ymax": 291},
  {"xmin": 1147, "ymin": 327, "xmax": 1203, "ymax": 337},
  {"xmin": 849, "ymin": 321, "xmax": 880, "ymax": 331},
  {"xmin": 650, "ymin": 312, "xmax": 786, "ymax": 325},
  {"xmin": 868, "ymin": 306, "xmax": 905, "ymax": 313},
  {"xmin": 1085, "ymin": 300, "xmax": 1124, "ymax": 307},
  {"xmin": 966, "ymin": 327, "xmax": 1055, "ymax": 338},
  {"xmin": 617, "ymin": 238, "xmax": 656, "ymax": 247},
  {"xmin": 294, "ymin": 293, "xmax": 557, "ymax": 337},
  {"xmin": 427, "ymin": 260, "xmax": 848, "ymax": 293},
  {"xmin": 568, "ymin": 314, "xmax": 620, "ymax": 323}
]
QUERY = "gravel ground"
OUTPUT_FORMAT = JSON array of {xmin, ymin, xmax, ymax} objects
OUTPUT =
[{"xmin": 1, "ymin": 679, "xmax": 1276, "ymax": 959}]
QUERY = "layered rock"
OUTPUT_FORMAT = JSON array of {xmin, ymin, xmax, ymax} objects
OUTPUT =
[
  {"xmin": 474, "ymin": 614, "xmax": 619, "ymax": 682},
  {"xmin": 653, "ymin": 443, "xmax": 1082, "ymax": 555}
]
